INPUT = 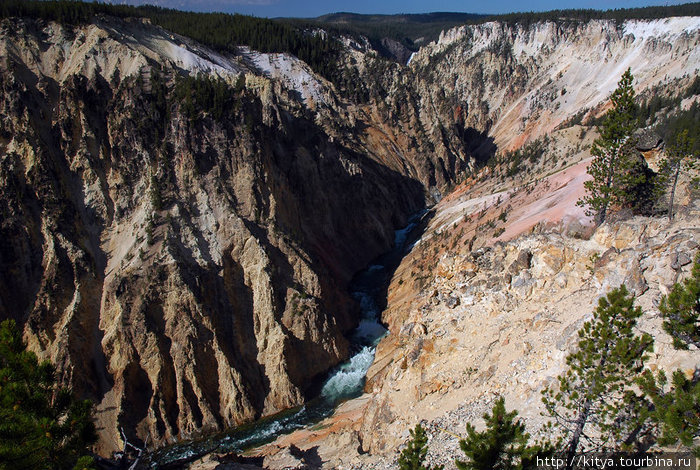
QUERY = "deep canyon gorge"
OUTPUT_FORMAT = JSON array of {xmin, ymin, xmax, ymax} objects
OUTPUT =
[{"xmin": 0, "ymin": 4, "xmax": 699, "ymax": 468}]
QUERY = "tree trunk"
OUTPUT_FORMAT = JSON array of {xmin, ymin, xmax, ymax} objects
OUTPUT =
[
  {"xmin": 564, "ymin": 344, "xmax": 612, "ymax": 469},
  {"xmin": 565, "ymin": 397, "xmax": 592, "ymax": 470},
  {"xmin": 668, "ymin": 164, "xmax": 680, "ymax": 221},
  {"xmin": 599, "ymin": 153, "xmax": 615, "ymax": 225}
]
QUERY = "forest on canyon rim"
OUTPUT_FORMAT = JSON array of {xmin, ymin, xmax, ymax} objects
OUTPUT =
[{"xmin": 0, "ymin": 1, "xmax": 699, "ymax": 469}]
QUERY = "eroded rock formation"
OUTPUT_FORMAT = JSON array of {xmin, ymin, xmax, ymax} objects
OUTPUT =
[{"xmin": 0, "ymin": 12, "xmax": 698, "ymax": 459}]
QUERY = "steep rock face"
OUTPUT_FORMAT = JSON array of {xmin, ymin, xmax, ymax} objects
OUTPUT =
[
  {"xmin": 0, "ymin": 17, "xmax": 436, "ymax": 454},
  {"xmin": 409, "ymin": 17, "xmax": 700, "ymax": 150},
  {"xmin": 247, "ymin": 131, "xmax": 699, "ymax": 470},
  {"xmin": 355, "ymin": 215, "xmax": 699, "ymax": 468},
  {"xmin": 2, "ymin": 12, "xmax": 699, "ymax": 459}
]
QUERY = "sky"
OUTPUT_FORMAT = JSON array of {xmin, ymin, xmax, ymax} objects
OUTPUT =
[{"xmin": 104, "ymin": 0, "xmax": 691, "ymax": 18}]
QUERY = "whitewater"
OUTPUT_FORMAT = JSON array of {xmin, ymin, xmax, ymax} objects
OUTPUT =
[{"xmin": 152, "ymin": 216, "xmax": 420, "ymax": 467}]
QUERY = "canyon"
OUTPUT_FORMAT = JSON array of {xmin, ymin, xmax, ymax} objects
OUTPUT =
[{"xmin": 0, "ymin": 7, "xmax": 698, "ymax": 467}]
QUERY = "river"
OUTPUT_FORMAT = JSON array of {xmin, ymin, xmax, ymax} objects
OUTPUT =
[{"xmin": 151, "ymin": 215, "xmax": 421, "ymax": 468}]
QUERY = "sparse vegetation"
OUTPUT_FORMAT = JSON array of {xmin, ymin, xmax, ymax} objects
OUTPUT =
[
  {"xmin": 0, "ymin": 1, "xmax": 343, "ymax": 82},
  {"xmin": 578, "ymin": 69, "xmax": 659, "ymax": 223},
  {"xmin": 660, "ymin": 254, "xmax": 700, "ymax": 350},
  {"xmin": 659, "ymin": 129, "xmax": 698, "ymax": 220},
  {"xmin": 149, "ymin": 175, "xmax": 163, "ymax": 211},
  {"xmin": 413, "ymin": 276, "xmax": 699, "ymax": 462},
  {"xmin": 173, "ymin": 74, "xmax": 239, "ymax": 122},
  {"xmin": 0, "ymin": 320, "xmax": 97, "ymax": 470},
  {"xmin": 456, "ymin": 397, "xmax": 551, "ymax": 470},
  {"xmin": 638, "ymin": 255, "xmax": 700, "ymax": 455},
  {"xmin": 542, "ymin": 286, "xmax": 653, "ymax": 456},
  {"xmin": 398, "ymin": 423, "xmax": 444, "ymax": 470}
]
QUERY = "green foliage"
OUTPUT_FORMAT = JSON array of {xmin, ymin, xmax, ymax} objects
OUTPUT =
[
  {"xmin": 542, "ymin": 286, "xmax": 653, "ymax": 455},
  {"xmin": 0, "ymin": 0, "xmax": 127, "ymax": 24},
  {"xmin": 490, "ymin": 136, "xmax": 549, "ymax": 178},
  {"xmin": 173, "ymin": 74, "xmax": 237, "ymax": 122},
  {"xmin": 658, "ymin": 102, "xmax": 700, "ymax": 157},
  {"xmin": 302, "ymin": 12, "xmax": 486, "ymax": 53},
  {"xmin": 636, "ymin": 258, "xmax": 700, "ymax": 456},
  {"xmin": 660, "ymin": 254, "xmax": 700, "ymax": 350},
  {"xmin": 637, "ymin": 369, "xmax": 700, "ymax": 456},
  {"xmin": 636, "ymin": 94, "xmax": 682, "ymax": 127},
  {"xmin": 149, "ymin": 68, "xmax": 170, "ymax": 141},
  {"xmin": 456, "ymin": 397, "xmax": 549, "ymax": 470},
  {"xmin": 146, "ymin": 216, "xmax": 155, "ymax": 245},
  {"xmin": 487, "ymin": 3, "xmax": 700, "ymax": 27},
  {"xmin": 149, "ymin": 175, "xmax": 162, "ymax": 211},
  {"xmin": 308, "ymin": 3, "xmax": 700, "ymax": 50},
  {"xmin": 686, "ymin": 75, "xmax": 700, "ymax": 98},
  {"xmin": 658, "ymin": 128, "xmax": 698, "ymax": 220},
  {"xmin": 398, "ymin": 423, "xmax": 443, "ymax": 470},
  {"xmin": 0, "ymin": 320, "xmax": 97, "ymax": 470},
  {"xmin": 638, "ymin": 75, "xmax": 700, "ymax": 126},
  {"xmin": 578, "ymin": 69, "xmax": 659, "ymax": 222},
  {"xmin": 0, "ymin": 1, "xmax": 342, "ymax": 81},
  {"xmin": 2, "ymin": 1, "xmax": 699, "ymax": 86}
]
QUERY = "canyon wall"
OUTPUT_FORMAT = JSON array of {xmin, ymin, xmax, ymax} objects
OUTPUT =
[
  {"xmin": 408, "ymin": 17, "xmax": 700, "ymax": 150},
  {"xmin": 0, "ymin": 12, "xmax": 698, "ymax": 458},
  {"xmin": 0, "ymin": 17, "xmax": 452, "ymax": 454}
]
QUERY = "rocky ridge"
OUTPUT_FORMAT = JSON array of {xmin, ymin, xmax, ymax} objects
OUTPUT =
[
  {"xmin": 0, "ymin": 15, "xmax": 452, "ymax": 455},
  {"xmin": 0, "ymin": 11, "xmax": 699, "ymax": 461},
  {"xmin": 408, "ymin": 17, "xmax": 700, "ymax": 151},
  {"xmin": 246, "ymin": 122, "xmax": 699, "ymax": 470}
]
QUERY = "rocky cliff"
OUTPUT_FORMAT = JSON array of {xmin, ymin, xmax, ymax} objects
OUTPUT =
[
  {"xmin": 408, "ymin": 17, "xmax": 700, "ymax": 151},
  {"xmin": 248, "ymin": 118, "xmax": 699, "ymax": 470},
  {"xmin": 0, "ymin": 16, "xmax": 459, "ymax": 454},
  {"xmin": 0, "ymin": 10, "xmax": 698, "ymax": 461},
  {"xmin": 239, "ymin": 16, "xmax": 700, "ymax": 470}
]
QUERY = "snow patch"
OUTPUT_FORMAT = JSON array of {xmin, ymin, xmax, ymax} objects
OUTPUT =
[{"xmin": 242, "ymin": 49, "xmax": 327, "ymax": 107}]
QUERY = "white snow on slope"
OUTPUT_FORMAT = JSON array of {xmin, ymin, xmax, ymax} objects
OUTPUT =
[
  {"xmin": 420, "ymin": 16, "xmax": 700, "ymax": 150},
  {"xmin": 163, "ymin": 41, "xmax": 237, "ymax": 75},
  {"xmin": 623, "ymin": 17, "xmax": 700, "ymax": 39},
  {"xmin": 78, "ymin": 20, "xmax": 327, "ymax": 110},
  {"xmin": 242, "ymin": 49, "xmax": 327, "ymax": 107}
]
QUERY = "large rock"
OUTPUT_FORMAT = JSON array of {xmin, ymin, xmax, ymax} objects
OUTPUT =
[
  {"xmin": 634, "ymin": 128, "xmax": 663, "ymax": 151},
  {"xmin": 0, "ymin": 16, "xmax": 462, "ymax": 455}
]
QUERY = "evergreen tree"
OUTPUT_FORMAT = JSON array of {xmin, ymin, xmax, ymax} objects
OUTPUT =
[
  {"xmin": 542, "ymin": 286, "xmax": 653, "ymax": 463},
  {"xmin": 659, "ymin": 129, "xmax": 698, "ymax": 221},
  {"xmin": 637, "ymin": 368, "xmax": 700, "ymax": 456},
  {"xmin": 0, "ymin": 320, "xmax": 97, "ymax": 470},
  {"xmin": 636, "ymin": 255, "xmax": 700, "ymax": 455},
  {"xmin": 660, "ymin": 253, "xmax": 700, "ymax": 349},
  {"xmin": 398, "ymin": 423, "xmax": 443, "ymax": 470},
  {"xmin": 456, "ymin": 397, "xmax": 548, "ymax": 470},
  {"xmin": 578, "ymin": 69, "xmax": 649, "ymax": 223}
]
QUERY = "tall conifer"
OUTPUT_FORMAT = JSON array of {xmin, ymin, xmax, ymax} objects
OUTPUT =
[
  {"xmin": 0, "ymin": 320, "xmax": 97, "ymax": 470},
  {"xmin": 398, "ymin": 423, "xmax": 443, "ymax": 470},
  {"xmin": 578, "ymin": 69, "xmax": 640, "ymax": 223},
  {"xmin": 456, "ymin": 397, "xmax": 548, "ymax": 470},
  {"xmin": 542, "ymin": 286, "xmax": 653, "ymax": 463}
]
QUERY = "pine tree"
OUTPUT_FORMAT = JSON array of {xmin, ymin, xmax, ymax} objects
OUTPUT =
[
  {"xmin": 578, "ymin": 68, "xmax": 645, "ymax": 224},
  {"xmin": 542, "ymin": 286, "xmax": 653, "ymax": 463},
  {"xmin": 637, "ymin": 368, "xmax": 700, "ymax": 456},
  {"xmin": 660, "ymin": 253, "xmax": 700, "ymax": 349},
  {"xmin": 659, "ymin": 128, "xmax": 698, "ymax": 220},
  {"xmin": 637, "ymin": 256, "xmax": 700, "ymax": 455},
  {"xmin": 456, "ymin": 397, "xmax": 549, "ymax": 470},
  {"xmin": 398, "ymin": 423, "xmax": 443, "ymax": 470},
  {"xmin": 0, "ymin": 320, "xmax": 97, "ymax": 470}
]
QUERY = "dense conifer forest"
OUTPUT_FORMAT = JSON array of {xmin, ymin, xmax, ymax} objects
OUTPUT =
[
  {"xmin": 0, "ymin": 1, "xmax": 343, "ymax": 80},
  {"xmin": 1, "ymin": 1, "xmax": 700, "ymax": 71}
]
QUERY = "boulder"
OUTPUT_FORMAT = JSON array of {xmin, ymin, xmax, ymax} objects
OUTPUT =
[{"xmin": 634, "ymin": 128, "xmax": 662, "ymax": 151}]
